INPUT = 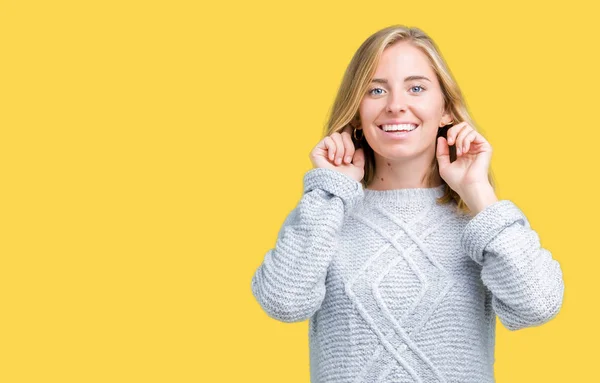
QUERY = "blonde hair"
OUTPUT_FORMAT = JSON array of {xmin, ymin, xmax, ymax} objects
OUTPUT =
[{"xmin": 323, "ymin": 25, "xmax": 496, "ymax": 215}]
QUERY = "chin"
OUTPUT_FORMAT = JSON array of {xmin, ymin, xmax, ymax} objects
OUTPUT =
[{"xmin": 380, "ymin": 146, "xmax": 430, "ymax": 159}]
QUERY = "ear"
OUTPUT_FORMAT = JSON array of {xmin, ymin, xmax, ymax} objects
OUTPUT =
[{"xmin": 439, "ymin": 109, "xmax": 453, "ymax": 127}]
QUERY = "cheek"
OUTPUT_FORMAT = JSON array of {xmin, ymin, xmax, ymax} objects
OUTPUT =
[
  {"xmin": 359, "ymin": 99, "xmax": 381, "ymax": 120},
  {"xmin": 413, "ymin": 102, "xmax": 440, "ymax": 118}
]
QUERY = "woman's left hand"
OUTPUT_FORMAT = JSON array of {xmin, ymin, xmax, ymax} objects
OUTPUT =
[{"xmin": 436, "ymin": 122, "xmax": 497, "ymax": 213}]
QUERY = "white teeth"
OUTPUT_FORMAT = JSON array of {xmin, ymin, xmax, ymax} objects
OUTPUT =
[{"xmin": 380, "ymin": 124, "xmax": 417, "ymax": 132}]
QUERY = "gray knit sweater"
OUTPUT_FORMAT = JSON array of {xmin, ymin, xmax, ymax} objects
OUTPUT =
[{"xmin": 251, "ymin": 167, "xmax": 564, "ymax": 383}]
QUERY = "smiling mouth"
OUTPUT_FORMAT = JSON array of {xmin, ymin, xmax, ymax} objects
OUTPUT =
[{"xmin": 377, "ymin": 124, "xmax": 419, "ymax": 132}]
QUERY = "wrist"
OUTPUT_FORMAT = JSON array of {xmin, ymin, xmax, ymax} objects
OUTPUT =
[{"xmin": 462, "ymin": 184, "xmax": 498, "ymax": 215}]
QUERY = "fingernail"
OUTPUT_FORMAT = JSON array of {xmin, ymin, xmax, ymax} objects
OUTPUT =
[{"xmin": 345, "ymin": 156, "xmax": 351, "ymax": 163}]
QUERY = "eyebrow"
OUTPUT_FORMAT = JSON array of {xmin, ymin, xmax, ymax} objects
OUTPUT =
[{"xmin": 371, "ymin": 76, "xmax": 432, "ymax": 83}]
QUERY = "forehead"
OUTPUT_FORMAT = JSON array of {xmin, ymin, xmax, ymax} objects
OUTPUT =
[{"xmin": 373, "ymin": 42, "xmax": 435, "ymax": 79}]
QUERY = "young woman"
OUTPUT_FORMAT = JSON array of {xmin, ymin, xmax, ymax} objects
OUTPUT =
[{"xmin": 251, "ymin": 25, "xmax": 564, "ymax": 383}]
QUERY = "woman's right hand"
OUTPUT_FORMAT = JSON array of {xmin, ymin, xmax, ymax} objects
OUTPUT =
[{"xmin": 309, "ymin": 125, "xmax": 365, "ymax": 183}]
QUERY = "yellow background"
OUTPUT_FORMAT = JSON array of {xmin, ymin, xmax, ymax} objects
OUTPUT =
[{"xmin": 1, "ymin": 0, "xmax": 596, "ymax": 381}]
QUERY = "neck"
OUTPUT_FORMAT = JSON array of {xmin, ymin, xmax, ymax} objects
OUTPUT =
[{"xmin": 367, "ymin": 152, "xmax": 442, "ymax": 190}]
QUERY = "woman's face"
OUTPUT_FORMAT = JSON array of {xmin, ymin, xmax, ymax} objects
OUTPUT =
[{"xmin": 359, "ymin": 41, "xmax": 451, "ymax": 163}]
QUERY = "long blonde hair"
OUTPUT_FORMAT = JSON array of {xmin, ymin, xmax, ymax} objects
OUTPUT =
[{"xmin": 323, "ymin": 25, "xmax": 496, "ymax": 215}]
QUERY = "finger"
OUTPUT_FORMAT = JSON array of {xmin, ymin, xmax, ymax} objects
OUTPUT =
[
  {"xmin": 447, "ymin": 122, "xmax": 467, "ymax": 146},
  {"xmin": 462, "ymin": 130, "xmax": 478, "ymax": 153},
  {"xmin": 353, "ymin": 147, "xmax": 365, "ymax": 168},
  {"xmin": 455, "ymin": 125, "xmax": 473, "ymax": 156},
  {"xmin": 341, "ymin": 124, "xmax": 353, "ymax": 136},
  {"xmin": 330, "ymin": 133, "xmax": 345, "ymax": 165},
  {"xmin": 323, "ymin": 136, "xmax": 336, "ymax": 162},
  {"xmin": 436, "ymin": 136, "xmax": 451, "ymax": 168},
  {"xmin": 341, "ymin": 131, "xmax": 355, "ymax": 164}
]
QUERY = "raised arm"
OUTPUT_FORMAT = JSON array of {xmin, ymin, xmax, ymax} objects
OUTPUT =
[
  {"xmin": 461, "ymin": 200, "xmax": 565, "ymax": 331},
  {"xmin": 250, "ymin": 167, "xmax": 364, "ymax": 323}
]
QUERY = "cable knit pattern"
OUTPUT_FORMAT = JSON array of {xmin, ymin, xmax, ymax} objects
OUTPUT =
[{"xmin": 251, "ymin": 168, "xmax": 564, "ymax": 382}]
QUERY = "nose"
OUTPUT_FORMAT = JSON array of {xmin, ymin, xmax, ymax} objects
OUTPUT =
[{"xmin": 386, "ymin": 90, "xmax": 409, "ymax": 113}]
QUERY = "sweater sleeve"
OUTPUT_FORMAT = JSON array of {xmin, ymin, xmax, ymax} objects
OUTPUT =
[
  {"xmin": 460, "ymin": 200, "xmax": 565, "ymax": 331},
  {"xmin": 250, "ymin": 168, "xmax": 364, "ymax": 323}
]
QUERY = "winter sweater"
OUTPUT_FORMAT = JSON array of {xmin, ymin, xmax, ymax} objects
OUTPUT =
[{"xmin": 250, "ymin": 167, "xmax": 565, "ymax": 383}]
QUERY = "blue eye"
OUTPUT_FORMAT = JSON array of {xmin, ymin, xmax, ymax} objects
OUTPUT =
[
  {"xmin": 368, "ymin": 85, "xmax": 425, "ymax": 96},
  {"xmin": 368, "ymin": 87, "xmax": 384, "ymax": 95}
]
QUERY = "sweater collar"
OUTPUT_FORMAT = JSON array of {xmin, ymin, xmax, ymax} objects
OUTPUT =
[{"xmin": 362, "ymin": 184, "xmax": 446, "ymax": 206}]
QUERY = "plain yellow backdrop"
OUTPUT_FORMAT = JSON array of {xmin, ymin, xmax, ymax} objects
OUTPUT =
[{"xmin": 1, "ymin": 0, "xmax": 597, "ymax": 381}]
